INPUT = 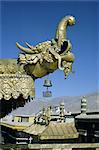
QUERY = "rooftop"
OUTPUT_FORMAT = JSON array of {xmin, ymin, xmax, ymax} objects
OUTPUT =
[
  {"xmin": 76, "ymin": 114, "xmax": 99, "ymax": 119},
  {"xmin": 24, "ymin": 122, "xmax": 78, "ymax": 140}
]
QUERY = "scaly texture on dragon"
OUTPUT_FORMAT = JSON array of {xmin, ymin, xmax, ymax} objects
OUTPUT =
[{"xmin": 16, "ymin": 16, "xmax": 75, "ymax": 79}]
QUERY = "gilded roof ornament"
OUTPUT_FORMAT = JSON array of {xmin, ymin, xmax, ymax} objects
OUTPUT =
[{"xmin": 16, "ymin": 15, "xmax": 75, "ymax": 79}]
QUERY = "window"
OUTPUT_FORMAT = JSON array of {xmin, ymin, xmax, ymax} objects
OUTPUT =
[{"xmin": 21, "ymin": 117, "xmax": 29, "ymax": 122}]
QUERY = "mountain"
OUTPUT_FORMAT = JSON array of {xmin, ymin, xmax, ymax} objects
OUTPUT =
[{"xmin": 9, "ymin": 92, "xmax": 99, "ymax": 116}]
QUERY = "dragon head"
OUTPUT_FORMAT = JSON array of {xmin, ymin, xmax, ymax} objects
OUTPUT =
[{"xmin": 16, "ymin": 16, "xmax": 75, "ymax": 79}]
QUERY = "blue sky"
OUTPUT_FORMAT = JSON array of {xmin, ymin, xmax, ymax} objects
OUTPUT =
[{"xmin": 0, "ymin": 1, "xmax": 99, "ymax": 98}]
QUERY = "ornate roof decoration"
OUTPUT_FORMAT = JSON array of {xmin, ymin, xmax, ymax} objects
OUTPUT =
[
  {"xmin": 0, "ymin": 60, "xmax": 34, "ymax": 100},
  {"xmin": 0, "ymin": 74, "xmax": 34, "ymax": 100},
  {"xmin": 0, "ymin": 59, "xmax": 25, "ymax": 74}
]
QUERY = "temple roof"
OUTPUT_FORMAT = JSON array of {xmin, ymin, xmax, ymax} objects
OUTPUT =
[
  {"xmin": 0, "ymin": 59, "xmax": 25, "ymax": 74},
  {"xmin": 75, "ymin": 114, "xmax": 99, "ymax": 119},
  {"xmin": 24, "ymin": 122, "xmax": 78, "ymax": 140},
  {"xmin": 1, "ymin": 120, "xmax": 32, "ymax": 131},
  {"xmin": 0, "ymin": 59, "xmax": 35, "ymax": 100},
  {"xmin": 0, "ymin": 74, "xmax": 34, "ymax": 100}
]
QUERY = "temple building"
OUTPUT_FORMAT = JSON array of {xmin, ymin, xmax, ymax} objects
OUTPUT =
[
  {"xmin": 1, "ymin": 102, "xmax": 78, "ymax": 144},
  {"xmin": 1, "ymin": 93, "xmax": 99, "ymax": 150},
  {"xmin": 75, "ymin": 96, "xmax": 99, "ymax": 143},
  {"xmin": 0, "ymin": 14, "xmax": 99, "ymax": 149},
  {"xmin": 1, "ymin": 93, "xmax": 99, "ymax": 145}
]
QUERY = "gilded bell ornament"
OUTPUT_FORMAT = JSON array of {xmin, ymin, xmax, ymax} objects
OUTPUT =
[{"xmin": 43, "ymin": 79, "xmax": 52, "ymax": 87}]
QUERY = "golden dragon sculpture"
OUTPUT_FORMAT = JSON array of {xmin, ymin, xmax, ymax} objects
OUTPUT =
[{"xmin": 16, "ymin": 15, "xmax": 75, "ymax": 79}]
